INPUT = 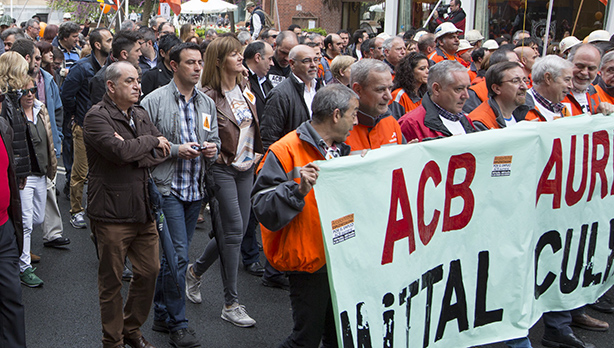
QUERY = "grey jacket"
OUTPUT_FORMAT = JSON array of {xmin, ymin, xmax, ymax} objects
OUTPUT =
[{"xmin": 140, "ymin": 80, "xmax": 221, "ymax": 196}]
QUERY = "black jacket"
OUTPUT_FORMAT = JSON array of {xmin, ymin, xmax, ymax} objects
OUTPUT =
[
  {"xmin": 1, "ymin": 91, "xmax": 31, "ymax": 178},
  {"xmin": 247, "ymin": 69, "xmax": 273, "ymax": 119},
  {"xmin": 141, "ymin": 60, "xmax": 174, "ymax": 97},
  {"xmin": 260, "ymin": 74, "xmax": 322, "ymax": 150},
  {"xmin": 61, "ymin": 54, "xmax": 103, "ymax": 127},
  {"xmin": 267, "ymin": 56, "xmax": 291, "ymax": 88}
]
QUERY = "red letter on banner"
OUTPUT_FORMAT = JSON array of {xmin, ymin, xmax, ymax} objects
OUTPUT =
[
  {"xmin": 443, "ymin": 153, "xmax": 476, "ymax": 232},
  {"xmin": 418, "ymin": 160, "xmax": 442, "ymax": 245},
  {"xmin": 536, "ymin": 138, "xmax": 563, "ymax": 208},
  {"xmin": 382, "ymin": 168, "xmax": 415, "ymax": 265}
]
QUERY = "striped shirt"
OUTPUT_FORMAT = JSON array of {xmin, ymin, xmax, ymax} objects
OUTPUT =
[{"xmin": 171, "ymin": 86, "xmax": 202, "ymax": 202}]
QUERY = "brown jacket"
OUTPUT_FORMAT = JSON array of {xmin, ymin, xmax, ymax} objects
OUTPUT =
[
  {"xmin": 83, "ymin": 93, "xmax": 168, "ymax": 224},
  {"xmin": 201, "ymin": 81, "xmax": 264, "ymax": 166}
]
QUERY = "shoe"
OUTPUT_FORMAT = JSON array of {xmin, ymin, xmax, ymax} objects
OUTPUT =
[
  {"xmin": 571, "ymin": 313, "xmax": 609, "ymax": 331},
  {"xmin": 244, "ymin": 261, "xmax": 265, "ymax": 276},
  {"xmin": 589, "ymin": 297, "xmax": 614, "ymax": 313},
  {"xmin": 169, "ymin": 328, "xmax": 201, "ymax": 348},
  {"xmin": 124, "ymin": 335, "xmax": 155, "ymax": 348},
  {"xmin": 185, "ymin": 264, "xmax": 202, "ymax": 304},
  {"xmin": 20, "ymin": 267, "xmax": 43, "ymax": 287},
  {"xmin": 261, "ymin": 275, "xmax": 290, "ymax": 291},
  {"xmin": 70, "ymin": 212, "xmax": 87, "ymax": 229},
  {"xmin": 30, "ymin": 252, "xmax": 40, "ymax": 263},
  {"xmin": 152, "ymin": 320, "xmax": 169, "ymax": 333},
  {"xmin": 43, "ymin": 237, "xmax": 71, "ymax": 248},
  {"xmin": 542, "ymin": 332, "xmax": 595, "ymax": 348},
  {"xmin": 221, "ymin": 303, "xmax": 256, "ymax": 327},
  {"xmin": 122, "ymin": 264, "xmax": 133, "ymax": 281}
]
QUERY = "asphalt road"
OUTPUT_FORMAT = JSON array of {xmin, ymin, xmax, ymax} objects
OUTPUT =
[{"xmin": 21, "ymin": 171, "xmax": 614, "ymax": 348}]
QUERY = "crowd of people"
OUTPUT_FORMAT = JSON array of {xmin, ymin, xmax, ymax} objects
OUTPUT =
[{"xmin": 0, "ymin": 1, "xmax": 613, "ymax": 347}]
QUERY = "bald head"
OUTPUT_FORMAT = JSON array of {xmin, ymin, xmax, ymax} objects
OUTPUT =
[
  {"xmin": 274, "ymin": 30, "xmax": 298, "ymax": 68},
  {"xmin": 289, "ymin": 45, "xmax": 318, "ymax": 83},
  {"xmin": 569, "ymin": 44, "xmax": 601, "ymax": 91},
  {"xmin": 514, "ymin": 46, "xmax": 539, "ymax": 72}
]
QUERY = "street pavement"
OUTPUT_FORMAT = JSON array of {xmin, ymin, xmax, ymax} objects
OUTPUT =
[{"xmin": 21, "ymin": 171, "xmax": 614, "ymax": 347}]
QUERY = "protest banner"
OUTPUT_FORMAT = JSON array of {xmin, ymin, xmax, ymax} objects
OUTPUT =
[{"xmin": 313, "ymin": 115, "xmax": 614, "ymax": 348}]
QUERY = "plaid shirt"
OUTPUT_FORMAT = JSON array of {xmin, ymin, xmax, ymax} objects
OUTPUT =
[
  {"xmin": 433, "ymin": 101, "xmax": 464, "ymax": 122},
  {"xmin": 531, "ymin": 88, "xmax": 566, "ymax": 115},
  {"xmin": 171, "ymin": 86, "xmax": 202, "ymax": 202}
]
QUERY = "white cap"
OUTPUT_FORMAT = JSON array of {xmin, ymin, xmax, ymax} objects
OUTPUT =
[
  {"xmin": 376, "ymin": 32, "xmax": 391, "ymax": 40},
  {"xmin": 434, "ymin": 22, "xmax": 462, "ymax": 40},
  {"xmin": 457, "ymin": 39, "xmax": 473, "ymax": 52},
  {"xmin": 414, "ymin": 30, "xmax": 428, "ymax": 42},
  {"xmin": 482, "ymin": 39, "xmax": 499, "ymax": 50},
  {"xmin": 465, "ymin": 29, "xmax": 484, "ymax": 44},
  {"xmin": 63, "ymin": 12, "xmax": 72, "ymax": 19},
  {"xmin": 559, "ymin": 36, "xmax": 581, "ymax": 53},
  {"xmin": 585, "ymin": 29, "xmax": 610, "ymax": 43}
]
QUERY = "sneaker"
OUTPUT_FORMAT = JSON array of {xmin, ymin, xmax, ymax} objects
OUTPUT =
[
  {"xmin": 185, "ymin": 264, "xmax": 202, "ymax": 304},
  {"xmin": 221, "ymin": 303, "xmax": 256, "ymax": 327},
  {"xmin": 169, "ymin": 328, "xmax": 201, "ymax": 348},
  {"xmin": 70, "ymin": 212, "xmax": 87, "ymax": 229},
  {"xmin": 20, "ymin": 267, "xmax": 43, "ymax": 287}
]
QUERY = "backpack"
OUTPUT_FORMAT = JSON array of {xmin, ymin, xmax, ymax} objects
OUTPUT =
[{"xmin": 255, "ymin": 9, "xmax": 275, "ymax": 29}]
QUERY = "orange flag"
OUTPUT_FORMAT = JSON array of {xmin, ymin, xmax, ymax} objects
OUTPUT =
[
  {"xmin": 600, "ymin": 0, "xmax": 607, "ymax": 5},
  {"xmin": 161, "ymin": 0, "xmax": 182, "ymax": 15}
]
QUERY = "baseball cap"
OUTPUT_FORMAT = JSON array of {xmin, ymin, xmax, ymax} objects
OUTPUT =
[
  {"xmin": 63, "ymin": 12, "xmax": 72, "ymax": 19},
  {"xmin": 585, "ymin": 30, "xmax": 610, "ymax": 43},
  {"xmin": 465, "ymin": 29, "xmax": 484, "ymax": 45},
  {"xmin": 457, "ymin": 39, "xmax": 473, "ymax": 52},
  {"xmin": 559, "ymin": 36, "xmax": 581, "ymax": 53},
  {"xmin": 245, "ymin": 1, "xmax": 256, "ymax": 9},
  {"xmin": 482, "ymin": 39, "xmax": 499, "ymax": 50},
  {"xmin": 0, "ymin": 15, "xmax": 12, "ymax": 27},
  {"xmin": 434, "ymin": 22, "xmax": 462, "ymax": 40}
]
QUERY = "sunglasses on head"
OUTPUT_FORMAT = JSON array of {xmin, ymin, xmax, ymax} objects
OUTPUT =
[{"xmin": 22, "ymin": 87, "xmax": 37, "ymax": 95}]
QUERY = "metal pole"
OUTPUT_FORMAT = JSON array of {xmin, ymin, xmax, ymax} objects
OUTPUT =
[
  {"xmin": 96, "ymin": 7, "xmax": 104, "ymax": 28},
  {"xmin": 542, "ymin": 0, "xmax": 554, "ymax": 57},
  {"xmin": 423, "ymin": 0, "xmax": 443, "ymax": 28}
]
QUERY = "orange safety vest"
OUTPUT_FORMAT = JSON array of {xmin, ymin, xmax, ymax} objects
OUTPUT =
[
  {"xmin": 468, "ymin": 69, "xmax": 477, "ymax": 82},
  {"xmin": 428, "ymin": 49, "xmax": 457, "ymax": 63},
  {"xmin": 258, "ymin": 131, "xmax": 328, "ymax": 273},
  {"xmin": 345, "ymin": 116, "xmax": 403, "ymax": 153},
  {"xmin": 390, "ymin": 88, "xmax": 422, "ymax": 114},
  {"xmin": 525, "ymin": 105, "xmax": 571, "ymax": 122},
  {"xmin": 470, "ymin": 80, "xmax": 489, "ymax": 103},
  {"xmin": 595, "ymin": 84, "xmax": 614, "ymax": 104},
  {"xmin": 561, "ymin": 89, "xmax": 601, "ymax": 116},
  {"xmin": 467, "ymin": 100, "xmax": 501, "ymax": 129}
]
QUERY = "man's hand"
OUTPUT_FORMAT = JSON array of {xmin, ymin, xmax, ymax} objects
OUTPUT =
[
  {"xmin": 201, "ymin": 141, "xmax": 217, "ymax": 158},
  {"xmin": 178, "ymin": 142, "xmax": 202, "ymax": 160},
  {"xmin": 157, "ymin": 136, "xmax": 171, "ymax": 156},
  {"xmin": 114, "ymin": 132, "xmax": 124, "ymax": 141},
  {"xmin": 597, "ymin": 102, "xmax": 614, "ymax": 115},
  {"xmin": 298, "ymin": 162, "xmax": 320, "ymax": 196},
  {"xmin": 19, "ymin": 177, "xmax": 27, "ymax": 190}
]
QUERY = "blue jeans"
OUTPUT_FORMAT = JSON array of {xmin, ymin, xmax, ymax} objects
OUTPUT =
[
  {"xmin": 506, "ymin": 337, "xmax": 532, "ymax": 348},
  {"xmin": 153, "ymin": 194, "xmax": 201, "ymax": 332}
]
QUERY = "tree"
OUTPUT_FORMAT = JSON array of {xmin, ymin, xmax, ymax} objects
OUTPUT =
[{"xmin": 48, "ymin": 0, "xmax": 100, "ymax": 23}]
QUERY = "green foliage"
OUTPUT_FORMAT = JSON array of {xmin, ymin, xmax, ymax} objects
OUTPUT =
[
  {"xmin": 304, "ymin": 27, "xmax": 327, "ymax": 36},
  {"xmin": 47, "ymin": 0, "xmax": 100, "ymax": 23},
  {"xmin": 195, "ymin": 27, "xmax": 231, "ymax": 37}
]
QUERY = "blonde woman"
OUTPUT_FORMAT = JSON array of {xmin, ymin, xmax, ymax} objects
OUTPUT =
[
  {"xmin": 330, "ymin": 55, "xmax": 356, "ymax": 86},
  {"xmin": 18, "ymin": 77, "xmax": 57, "ymax": 287},
  {"xmin": 186, "ymin": 36, "xmax": 263, "ymax": 327}
]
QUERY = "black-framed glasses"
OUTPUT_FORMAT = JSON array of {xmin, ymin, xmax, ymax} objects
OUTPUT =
[{"xmin": 22, "ymin": 87, "xmax": 37, "ymax": 95}]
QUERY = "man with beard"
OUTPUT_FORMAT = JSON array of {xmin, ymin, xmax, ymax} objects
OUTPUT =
[
  {"xmin": 267, "ymin": 30, "xmax": 298, "ymax": 88},
  {"xmin": 10, "ymin": 39, "xmax": 70, "ymax": 252},
  {"xmin": 61, "ymin": 27, "xmax": 112, "ymax": 230}
]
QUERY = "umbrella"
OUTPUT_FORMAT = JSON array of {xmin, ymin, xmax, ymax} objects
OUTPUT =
[
  {"xmin": 148, "ymin": 175, "xmax": 182, "ymax": 296},
  {"xmin": 181, "ymin": 0, "xmax": 237, "ymax": 15}
]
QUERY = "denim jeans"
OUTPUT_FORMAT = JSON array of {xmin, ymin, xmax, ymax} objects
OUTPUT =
[
  {"xmin": 506, "ymin": 337, "xmax": 532, "ymax": 348},
  {"xmin": 153, "ymin": 194, "xmax": 201, "ymax": 332}
]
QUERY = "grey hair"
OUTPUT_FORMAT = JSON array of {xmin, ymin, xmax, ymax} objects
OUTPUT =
[
  {"xmin": 512, "ymin": 30, "xmax": 530, "ymax": 42},
  {"xmin": 307, "ymin": 32, "xmax": 322, "ymax": 41},
  {"xmin": 237, "ymin": 31, "xmax": 251, "ymax": 45},
  {"xmin": 149, "ymin": 15, "xmax": 164, "ymax": 29},
  {"xmin": 427, "ymin": 60, "xmax": 467, "ymax": 93},
  {"xmin": 0, "ymin": 28, "xmax": 25, "ymax": 41},
  {"xmin": 311, "ymin": 84, "xmax": 358, "ymax": 123},
  {"xmin": 382, "ymin": 37, "xmax": 402, "ymax": 51},
  {"xmin": 601, "ymin": 51, "xmax": 614, "ymax": 71},
  {"xmin": 567, "ymin": 43, "xmax": 601, "ymax": 62},
  {"xmin": 120, "ymin": 19, "xmax": 136, "ymax": 31},
  {"xmin": 105, "ymin": 61, "xmax": 135, "ymax": 91},
  {"xmin": 350, "ymin": 58, "xmax": 391, "ymax": 86},
  {"xmin": 25, "ymin": 19, "xmax": 39, "ymax": 29},
  {"xmin": 531, "ymin": 55, "xmax": 574, "ymax": 85}
]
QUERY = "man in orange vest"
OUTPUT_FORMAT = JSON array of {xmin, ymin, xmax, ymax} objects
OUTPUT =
[
  {"xmin": 346, "ymin": 59, "xmax": 404, "ymax": 153},
  {"xmin": 594, "ymin": 51, "xmax": 614, "ymax": 105},
  {"xmin": 562, "ymin": 44, "xmax": 614, "ymax": 115},
  {"xmin": 429, "ymin": 22, "xmax": 462, "ymax": 63},
  {"xmin": 514, "ymin": 45, "xmax": 538, "ymax": 88},
  {"xmin": 252, "ymin": 84, "xmax": 359, "ymax": 348},
  {"xmin": 469, "ymin": 61, "xmax": 530, "ymax": 129}
]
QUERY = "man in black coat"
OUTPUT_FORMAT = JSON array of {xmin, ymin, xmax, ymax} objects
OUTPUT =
[{"xmin": 244, "ymin": 41, "xmax": 274, "ymax": 119}]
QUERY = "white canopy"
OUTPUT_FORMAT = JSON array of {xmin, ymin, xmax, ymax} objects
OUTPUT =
[{"xmin": 181, "ymin": 0, "xmax": 238, "ymax": 15}]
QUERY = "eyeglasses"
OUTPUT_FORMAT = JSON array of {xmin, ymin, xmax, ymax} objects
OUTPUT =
[
  {"xmin": 300, "ymin": 58, "xmax": 320, "ymax": 64},
  {"xmin": 22, "ymin": 87, "xmax": 37, "ymax": 95},
  {"xmin": 270, "ymin": 35, "xmax": 277, "ymax": 38},
  {"xmin": 500, "ymin": 77, "xmax": 529, "ymax": 86}
]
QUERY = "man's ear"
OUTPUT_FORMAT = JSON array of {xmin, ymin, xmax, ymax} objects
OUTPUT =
[
  {"xmin": 120, "ymin": 50, "xmax": 129, "ymax": 61},
  {"xmin": 431, "ymin": 81, "xmax": 442, "ymax": 96},
  {"xmin": 170, "ymin": 60, "xmax": 178, "ymax": 73},
  {"xmin": 25, "ymin": 54, "xmax": 31, "ymax": 63},
  {"xmin": 351, "ymin": 82, "xmax": 361, "ymax": 96},
  {"xmin": 332, "ymin": 107, "xmax": 342, "ymax": 123},
  {"xmin": 491, "ymin": 83, "xmax": 502, "ymax": 96},
  {"xmin": 106, "ymin": 80, "xmax": 114, "ymax": 94}
]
